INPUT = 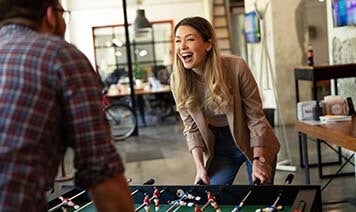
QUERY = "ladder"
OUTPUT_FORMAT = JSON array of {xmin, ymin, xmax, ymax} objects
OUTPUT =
[{"xmin": 212, "ymin": 0, "xmax": 233, "ymax": 55}]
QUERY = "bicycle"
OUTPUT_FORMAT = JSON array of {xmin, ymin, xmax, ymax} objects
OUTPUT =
[{"xmin": 102, "ymin": 94, "xmax": 137, "ymax": 141}]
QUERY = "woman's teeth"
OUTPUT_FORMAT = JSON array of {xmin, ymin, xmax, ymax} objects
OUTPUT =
[{"xmin": 182, "ymin": 53, "xmax": 192, "ymax": 60}]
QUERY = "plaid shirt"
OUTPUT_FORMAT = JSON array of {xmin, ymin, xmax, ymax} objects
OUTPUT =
[{"xmin": 0, "ymin": 24, "xmax": 124, "ymax": 211}]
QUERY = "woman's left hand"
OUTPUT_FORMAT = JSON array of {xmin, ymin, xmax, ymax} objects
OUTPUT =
[{"xmin": 252, "ymin": 159, "xmax": 272, "ymax": 184}]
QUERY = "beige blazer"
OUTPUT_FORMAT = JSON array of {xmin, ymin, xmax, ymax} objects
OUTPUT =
[{"xmin": 171, "ymin": 55, "xmax": 280, "ymax": 169}]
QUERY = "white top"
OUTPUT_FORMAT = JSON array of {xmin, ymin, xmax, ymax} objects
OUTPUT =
[{"xmin": 196, "ymin": 79, "xmax": 228, "ymax": 127}]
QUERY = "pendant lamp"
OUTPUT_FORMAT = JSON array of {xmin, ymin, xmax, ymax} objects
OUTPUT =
[{"xmin": 134, "ymin": 9, "xmax": 151, "ymax": 37}]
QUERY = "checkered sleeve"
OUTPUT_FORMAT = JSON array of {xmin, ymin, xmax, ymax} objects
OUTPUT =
[{"xmin": 55, "ymin": 43, "xmax": 124, "ymax": 188}]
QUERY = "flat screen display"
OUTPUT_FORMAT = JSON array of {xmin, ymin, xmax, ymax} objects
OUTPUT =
[
  {"xmin": 332, "ymin": 0, "xmax": 356, "ymax": 27},
  {"xmin": 244, "ymin": 11, "xmax": 261, "ymax": 43}
]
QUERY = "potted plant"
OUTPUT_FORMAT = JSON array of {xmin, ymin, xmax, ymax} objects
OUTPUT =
[{"xmin": 134, "ymin": 61, "xmax": 144, "ymax": 89}]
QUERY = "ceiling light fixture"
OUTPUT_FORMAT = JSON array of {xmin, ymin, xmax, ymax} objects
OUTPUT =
[
  {"xmin": 134, "ymin": 9, "xmax": 151, "ymax": 37},
  {"xmin": 112, "ymin": 38, "xmax": 123, "ymax": 47}
]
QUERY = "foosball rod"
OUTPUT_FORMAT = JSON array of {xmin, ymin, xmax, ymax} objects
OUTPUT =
[
  {"xmin": 165, "ymin": 187, "xmax": 202, "ymax": 212},
  {"xmin": 134, "ymin": 188, "xmax": 165, "ymax": 212},
  {"xmin": 201, "ymin": 199, "xmax": 210, "ymax": 211},
  {"xmin": 172, "ymin": 203, "xmax": 185, "ymax": 212},
  {"xmin": 50, "ymin": 177, "xmax": 134, "ymax": 211},
  {"xmin": 73, "ymin": 201, "xmax": 92, "ymax": 212},
  {"xmin": 134, "ymin": 194, "xmax": 150, "ymax": 212},
  {"xmin": 131, "ymin": 178, "xmax": 155, "ymax": 196},
  {"xmin": 48, "ymin": 190, "xmax": 87, "ymax": 212},
  {"xmin": 231, "ymin": 190, "xmax": 251, "ymax": 212},
  {"xmin": 171, "ymin": 192, "xmax": 198, "ymax": 212},
  {"xmin": 80, "ymin": 178, "xmax": 155, "ymax": 212},
  {"xmin": 231, "ymin": 178, "xmax": 261, "ymax": 212},
  {"xmin": 256, "ymin": 174, "xmax": 294, "ymax": 212},
  {"xmin": 75, "ymin": 178, "xmax": 155, "ymax": 212},
  {"xmin": 271, "ymin": 174, "xmax": 294, "ymax": 209},
  {"xmin": 165, "ymin": 190, "xmax": 190, "ymax": 212},
  {"xmin": 201, "ymin": 188, "xmax": 223, "ymax": 211},
  {"xmin": 149, "ymin": 188, "xmax": 165, "ymax": 202},
  {"xmin": 172, "ymin": 206, "xmax": 180, "ymax": 212},
  {"xmin": 165, "ymin": 198, "xmax": 181, "ymax": 212},
  {"xmin": 171, "ymin": 200, "xmax": 195, "ymax": 212}
]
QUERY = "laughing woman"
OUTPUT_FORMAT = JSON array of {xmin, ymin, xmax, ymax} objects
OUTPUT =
[{"xmin": 170, "ymin": 16, "xmax": 280, "ymax": 185}]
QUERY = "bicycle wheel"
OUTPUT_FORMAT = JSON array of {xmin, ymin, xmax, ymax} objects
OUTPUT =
[{"xmin": 104, "ymin": 103, "xmax": 137, "ymax": 141}]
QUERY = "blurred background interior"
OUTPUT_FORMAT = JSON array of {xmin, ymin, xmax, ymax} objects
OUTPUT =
[{"xmin": 52, "ymin": 0, "xmax": 355, "ymax": 211}]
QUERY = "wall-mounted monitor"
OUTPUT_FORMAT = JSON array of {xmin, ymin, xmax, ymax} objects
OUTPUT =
[
  {"xmin": 244, "ymin": 11, "xmax": 261, "ymax": 43},
  {"xmin": 332, "ymin": 0, "xmax": 356, "ymax": 27}
]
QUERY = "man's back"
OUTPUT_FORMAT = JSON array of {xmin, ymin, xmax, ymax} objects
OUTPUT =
[{"xmin": 0, "ymin": 24, "xmax": 124, "ymax": 210}]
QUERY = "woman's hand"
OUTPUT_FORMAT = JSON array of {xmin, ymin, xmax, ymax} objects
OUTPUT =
[
  {"xmin": 252, "ymin": 159, "xmax": 272, "ymax": 184},
  {"xmin": 191, "ymin": 147, "xmax": 209, "ymax": 185},
  {"xmin": 194, "ymin": 167, "xmax": 210, "ymax": 185}
]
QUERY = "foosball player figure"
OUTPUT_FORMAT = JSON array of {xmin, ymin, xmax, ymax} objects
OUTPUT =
[
  {"xmin": 194, "ymin": 203, "xmax": 203, "ymax": 212},
  {"xmin": 152, "ymin": 187, "xmax": 160, "ymax": 211},
  {"xmin": 179, "ymin": 200, "xmax": 194, "ymax": 207},
  {"xmin": 176, "ymin": 189, "xmax": 201, "ymax": 201},
  {"xmin": 255, "ymin": 205, "xmax": 284, "ymax": 212},
  {"xmin": 143, "ymin": 193, "xmax": 151, "ymax": 212},
  {"xmin": 59, "ymin": 196, "xmax": 80, "ymax": 210},
  {"xmin": 168, "ymin": 199, "xmax": 194, "ymax": 207},
  {"xmin": 207, "ymin": 191, "xmax": 221, "ymax": 212}
]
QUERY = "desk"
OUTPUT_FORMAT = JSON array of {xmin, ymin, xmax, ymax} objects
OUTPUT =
[
  {"xmin": 107, "ymin": 85, "xmax": 172, "ymax": 125},
  {"xmin": 109, "ymin": 85, "xmax": 171, "ymax": 97},
  {"xmin": 295, "ymin": 117, "xmax": 356, "ymax": 184},
  {"xmin": 294, "ymin": 64, "xmax": 356, "ymax": 171}
]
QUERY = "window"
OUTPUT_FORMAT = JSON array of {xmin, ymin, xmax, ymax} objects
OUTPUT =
[{"xmin": 92, "ymin": 20, "xmax": 174, "ymax": 86}]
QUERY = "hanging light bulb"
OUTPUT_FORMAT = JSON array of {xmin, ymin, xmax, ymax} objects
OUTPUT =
[
  {"xmin": 112, "ymin": 38, "xmax": 123, "ymax": 47},
  {"xmin": 138, "ymin": 49, "xmax": 148, "ymax": 57},
  {"xmin": 134, "ymin": 9, "xmax": 151, "ymax": 37}
]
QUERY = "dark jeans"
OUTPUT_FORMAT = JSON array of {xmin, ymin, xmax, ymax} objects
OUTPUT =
[{"xmin": 207, "ymin": 125, "xmax": 252, "ymax": 185}]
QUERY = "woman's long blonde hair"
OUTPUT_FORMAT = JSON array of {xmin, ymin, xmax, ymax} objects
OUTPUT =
[{"xmin": 171, "ymin": 16, "xmax": 231, "ymax": 113}]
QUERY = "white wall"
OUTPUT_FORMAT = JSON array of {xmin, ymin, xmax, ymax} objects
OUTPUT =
[
  {"xmin": 305, "ymin": 1, "xmax": 329, "ymax": 65},
  {"xmin": 271, "ymin": 0, "xmax": 306, "ymax": 125},
  {"xmin": 245, "ymin": 0, "xmax": 304, "ymax": 124},
  {"xmin": 65, "ymin": 0, "xmax": 208, "ymax": 67}
]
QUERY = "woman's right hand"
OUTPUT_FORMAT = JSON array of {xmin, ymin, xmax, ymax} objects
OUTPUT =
[
  {"xmin": 194, "ymin": 167, "xmax": 209, "ymax": 185},
  {"xmin": 191, "ymin": 147, "xmax": 209, "ymax": 184}
]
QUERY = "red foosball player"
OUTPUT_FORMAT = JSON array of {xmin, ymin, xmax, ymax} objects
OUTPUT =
[
  {"xmin": 207, "ymin": 191, "xmax": 221, "ymax": 212},
  {"xmin": 59, "ymin": 196, "xmax": 80, "ymax": 210},
  {"xmin": 194, "ymin": 203, "xmax": 203, "ymax": 212},
  {"xmin": 152, "ymin": 187, "xmax": 160, "ymax": 211},
  {"xmin": 143, "ymin": 193, "xmax": 150, "ymax": 212}
]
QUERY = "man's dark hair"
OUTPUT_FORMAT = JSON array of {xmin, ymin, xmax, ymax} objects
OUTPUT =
[{"xmin": 0, "ymin": 0, "xmax": 59, "ymax": 24}]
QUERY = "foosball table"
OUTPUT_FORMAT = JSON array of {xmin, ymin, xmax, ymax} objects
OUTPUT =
[{"xmin": 48, "ymin": 183, "xmax": 321, "ymax": 212}]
